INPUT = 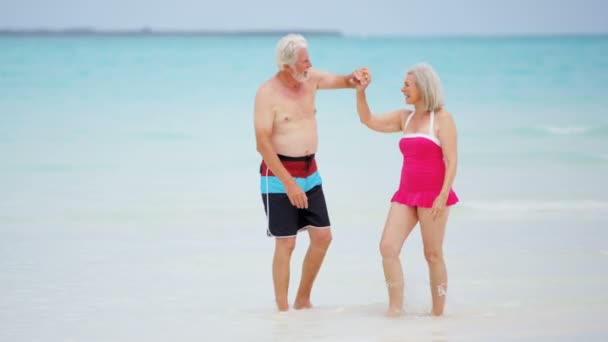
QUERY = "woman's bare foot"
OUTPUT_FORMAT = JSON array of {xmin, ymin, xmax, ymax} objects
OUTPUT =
[
  {"xmin": 431, "ymin": 310, "xmax": 444, "ymax": 317},
  {"xmin": 384, "ymin": 307, "xmax": 402, "ymax": 317}
]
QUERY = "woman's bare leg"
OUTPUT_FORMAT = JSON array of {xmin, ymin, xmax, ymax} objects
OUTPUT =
[
  {"xmin": 379, "ymin": 203, "xmax": 419, "ymax": 316},
  {"xmin": 417, "ymin": 207, "xmax": 450, "ymax": 316}
]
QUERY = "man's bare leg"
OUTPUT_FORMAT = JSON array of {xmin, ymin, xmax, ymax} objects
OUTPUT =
[
  {"xmin": 273, "ymin": 237, "xmax": 296, "ymax": 311},
  {"xmin": 293, "ymin": 227, "xmax": 332, "ymax": 309},
  {"xmin": 417, "ymin": 207, "xmax": 449, "ymax": 316},
  {"xmin": 379, "ymin": 203, "xmax": 418, "ymax": 317}
]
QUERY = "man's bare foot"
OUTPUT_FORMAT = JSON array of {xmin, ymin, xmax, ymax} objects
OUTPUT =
[
  {"xmin": 276, "ymin": 300, "xmax": 289, "ymax": 312},
  {"xmin": 293, "ymin": 299, "xmax": 313, "ymax": 310},
  {"xmin": 384, "ymin": 307, "xmax": 402, "ymax": 317}
]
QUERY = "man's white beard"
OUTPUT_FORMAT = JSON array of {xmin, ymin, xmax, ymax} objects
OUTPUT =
[{"xmin": 293, "ymin": 69, "xmax": 310, "ymax": 83}]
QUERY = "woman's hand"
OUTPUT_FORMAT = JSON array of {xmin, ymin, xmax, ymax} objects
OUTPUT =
[
  {"xmin": 431, "ymin": 193, "xmax": 448, "ymax": 220},
  {"xmin": 350, "ymin": 67, "xmax": 371, "ymax": 90}
]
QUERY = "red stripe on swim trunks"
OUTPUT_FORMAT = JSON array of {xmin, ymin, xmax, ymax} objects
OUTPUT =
[{"xmin": 260, "ymin": 159, "xmax": 318, "ymax": 178}]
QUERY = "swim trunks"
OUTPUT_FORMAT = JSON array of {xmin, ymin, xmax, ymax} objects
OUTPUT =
[{"xmin": 260, "ymin": 154, "xmax": 331, "ymax": 237}]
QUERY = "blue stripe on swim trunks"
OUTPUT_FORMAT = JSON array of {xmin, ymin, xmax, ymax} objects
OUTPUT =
[
  {"xmin": 260, "ymin": 154, "xmax": 322, "ymax": 194},
  {"xmin": 260, "ymin": 172, "xmax": 322, "ymax": 194}
]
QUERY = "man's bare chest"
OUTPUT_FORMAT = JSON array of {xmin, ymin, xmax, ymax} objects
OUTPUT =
[{"xmin": 273, "ymin": 98, "xmax": 316, "ymax": 123}]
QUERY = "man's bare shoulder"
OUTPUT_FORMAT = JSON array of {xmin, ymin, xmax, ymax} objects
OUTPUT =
[
  {"xmin": 308, "ymin": 68, "xmax": 325, "ymax": 85},
  {"xmin": 255, "ymin": 78, "xmax": 280, "ymax": 111},
  {"xmin": 256, "ymin": 77, "xmax": 277, "ymax": 96}
]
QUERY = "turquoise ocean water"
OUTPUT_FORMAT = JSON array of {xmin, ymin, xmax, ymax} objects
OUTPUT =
[{"xmin": 1, "ymin": 35, "xmax": 608, "ymax": 341}]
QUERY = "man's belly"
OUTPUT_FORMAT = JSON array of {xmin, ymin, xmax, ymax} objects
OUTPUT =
[{"xmin": 271, "ymin": 131, "xmax": 318, "ymax": 157}]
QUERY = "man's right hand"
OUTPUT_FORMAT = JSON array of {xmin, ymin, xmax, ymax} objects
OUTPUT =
[
  {"xmin": 350, "ymin": 67, "xmax": 371, "ymax": 88},
  {"xmin": 285, "ymin": 180, "xmax": 308, "ymax": 209}
]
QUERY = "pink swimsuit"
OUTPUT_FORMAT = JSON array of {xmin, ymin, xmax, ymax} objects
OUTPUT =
[{"xmin": 391, "ymin": 111, "xmax": 459, "ymax": 208}]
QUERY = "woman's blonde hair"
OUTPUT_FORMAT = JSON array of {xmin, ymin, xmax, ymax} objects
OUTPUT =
[{"xmin": 407, "ymin": 63, "xmax": 444, "ymax": 111}]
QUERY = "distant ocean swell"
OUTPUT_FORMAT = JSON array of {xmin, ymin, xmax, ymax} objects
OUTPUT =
[{"xmin": 506, "ymin": 124, "xmax": 608, "ymax": 137}]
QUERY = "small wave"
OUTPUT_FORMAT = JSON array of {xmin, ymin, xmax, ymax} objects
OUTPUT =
[
  {"xmin": 506, "ymin": 124, "xmax": 608, "ymax": 137},
  {"xmin": 538, "ymin": 124, "xmax": 608, "ymax": 137},
  {"xmin": 540, "ymin": 125, "xmax": 592, "ymax": 135}
]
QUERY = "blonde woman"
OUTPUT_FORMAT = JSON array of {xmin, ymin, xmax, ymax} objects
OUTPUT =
[{"xmin": 355, "ymin": 63, "xmax": 459, "ymax": 316}]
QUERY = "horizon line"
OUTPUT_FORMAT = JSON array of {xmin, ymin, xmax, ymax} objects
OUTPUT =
[
  {"xmin": 0, "ymin": 28, "xmax": 606, "ymax": 38},
  {"xmin": 0, "ymin": 28, "xmax": 344, "ymax": 37}
]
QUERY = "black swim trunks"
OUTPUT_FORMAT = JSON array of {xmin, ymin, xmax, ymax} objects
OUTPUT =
[{"xmin": 260, "ymin": 154, "xmax": 331, "ymax": 237}]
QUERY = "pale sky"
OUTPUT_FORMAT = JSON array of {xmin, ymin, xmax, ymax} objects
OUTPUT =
[{"xmin": 1, "ymin": 0, "xmax": 607, "ymax": 36}]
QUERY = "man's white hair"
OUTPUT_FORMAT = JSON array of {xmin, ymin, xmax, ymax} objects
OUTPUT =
[
  {"xmin": 275, "ymin": 34, "xmax": 308, "ymax": 70},
  {"xmin": 407, "ymin": 63, "xmax": 444, "ymax": 112}
]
